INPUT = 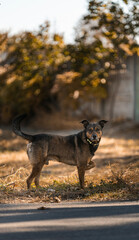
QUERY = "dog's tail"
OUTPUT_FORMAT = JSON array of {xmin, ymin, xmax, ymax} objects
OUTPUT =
[{"xmin": 12, "ymin": 114, "xmax": 33, "ymax": 141}]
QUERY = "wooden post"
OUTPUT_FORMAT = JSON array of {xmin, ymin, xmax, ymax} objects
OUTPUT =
[{"xmin": 134, "ymin": 54, "xmax": 139, "ymax": 122}]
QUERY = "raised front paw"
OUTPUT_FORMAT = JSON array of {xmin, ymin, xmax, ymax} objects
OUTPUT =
[
  {"xmin": 44, "ymin": 159, "xmax": 49, "ymax": 165},
  {"xmin": 85, "ymin": 160, "xmax": 95, "ymax": 170}
]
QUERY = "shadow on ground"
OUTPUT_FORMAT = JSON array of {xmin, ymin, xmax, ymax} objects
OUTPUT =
[{"xmin": 0, "ymin": 202, "xmax": 139, "ymax": 240}]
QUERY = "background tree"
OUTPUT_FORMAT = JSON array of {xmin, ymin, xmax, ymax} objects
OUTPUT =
[
  {"xmin": 0, "ymin": 22, "xmax": 68, "ymax": 122},
  {"xmin": 70, "ymin": 0, "xmax": 139, "ymax": 117},
  {"xmin": 0, "ymin": 0, "xmax": 138, "ymax": 123}
]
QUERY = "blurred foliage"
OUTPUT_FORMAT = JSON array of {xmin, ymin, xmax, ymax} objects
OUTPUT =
[
  {"xmin": 0, "ymin": 22, "xmax": 68, "ymax": 122},
  {"xmin": 74, "ymin": 0, "xmax": 139, "ymax": 94},
  {"xmin": 0, "ymin": 0, "xmax": 139, "ymax": 123}
]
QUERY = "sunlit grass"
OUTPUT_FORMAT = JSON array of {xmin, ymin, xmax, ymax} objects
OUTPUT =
[
  {"xmin": 0, "ymin": 161, "xmax": 138, "ymax": 204},
  {"xmin": 0, "ymin": 127, "xmax": 139, "ymax": 203}
]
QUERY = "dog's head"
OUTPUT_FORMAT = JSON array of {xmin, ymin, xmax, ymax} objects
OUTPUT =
[{"xmin": 81, "ymin": 120, "xmax": 108, "ymax": 145}]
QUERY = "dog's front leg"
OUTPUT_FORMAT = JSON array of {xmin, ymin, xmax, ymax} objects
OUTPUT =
[
  {"xmin": 85, "ymin": 160, "xmax": 95, "ymax": 170},
  {"xmin": 77, "ymin": 166, "xmax": 85, "ymax": 189}
]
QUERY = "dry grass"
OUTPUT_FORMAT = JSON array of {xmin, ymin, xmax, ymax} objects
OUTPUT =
[{"xmin": 0, "ymin": 123, "xmax": 139, "ymax": 204}]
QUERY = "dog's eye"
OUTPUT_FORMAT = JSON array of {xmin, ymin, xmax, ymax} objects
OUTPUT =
[
  {"xmin": 96, "ymin": 128, "xmax": 100, "ymax": 132},
  {"xmin": 88, "ymin": 129, "xmax": 93, "ymax": 134}
]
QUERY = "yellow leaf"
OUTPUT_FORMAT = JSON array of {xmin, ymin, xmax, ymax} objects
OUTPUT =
[
  {"xmin": 119, "ymin": 43, "xmax": 133, "ymax": 55},
  {"xmin": 106, "ymin": 13, "xmax": 113, "ymax": 21}
]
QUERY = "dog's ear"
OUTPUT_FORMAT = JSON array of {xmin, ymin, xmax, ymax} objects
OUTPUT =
[
  {"xmin": 98, "ymin": 120, "xmax": 108, "ymax": 128},
  {"xmin": 80, "ymin": 120, "xmax": 89, "ymax": 128}
]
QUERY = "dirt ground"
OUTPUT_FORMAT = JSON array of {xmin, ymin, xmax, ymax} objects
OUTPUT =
[{"xmin": 0, "ymin": 120, "xmax": 139, "ymax": 203}]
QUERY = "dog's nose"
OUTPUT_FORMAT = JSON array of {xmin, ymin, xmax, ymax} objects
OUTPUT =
[{"xmin": 93, "ymin": 135, "xmax": 96, "ymax": 139}]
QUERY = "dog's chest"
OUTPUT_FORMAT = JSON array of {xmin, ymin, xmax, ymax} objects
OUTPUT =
[{"xmin": 88, "ymin": 144, "xmax": 98, "ymax": 156}]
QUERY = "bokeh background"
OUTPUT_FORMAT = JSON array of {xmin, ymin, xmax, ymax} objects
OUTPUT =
[
  {"xmin": 0, "ymin": 0, "xmax": 139, "ymax": 203},
  {"xmin": 0, "ymin": 0, "xmax": 139, "ymax": 126}
]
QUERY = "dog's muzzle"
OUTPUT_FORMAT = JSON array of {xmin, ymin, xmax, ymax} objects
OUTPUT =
[{"xmin": 86, "ymin": 138, "xmax": 99, "ymax": 145}]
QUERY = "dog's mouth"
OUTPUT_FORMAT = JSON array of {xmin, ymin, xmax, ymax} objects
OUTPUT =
[
  {"xmin": 92, "ymin": 139, "xmax": 99, "ymax": 143},
  {"xmin": 86, "ymin": 138, "xmax": 99, "ymax": 145}
]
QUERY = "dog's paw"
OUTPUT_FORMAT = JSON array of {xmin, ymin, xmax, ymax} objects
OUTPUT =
[{"xmin": 86, "ymin": 160, "xmax": 95, "ymax": 170}]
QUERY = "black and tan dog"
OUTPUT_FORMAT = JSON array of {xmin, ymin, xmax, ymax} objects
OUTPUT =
[{"xmin": 12, "ymin": 115, "xmax": 107, "ymax": 189}]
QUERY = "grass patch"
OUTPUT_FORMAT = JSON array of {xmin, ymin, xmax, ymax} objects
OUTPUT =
[
  {"xmin": 0, "ymin": 125, "xmax": 139, "ymax": 203},
  {"xmin": 0, "ymin": 163, "xmax": 138, "ymax": 203}
]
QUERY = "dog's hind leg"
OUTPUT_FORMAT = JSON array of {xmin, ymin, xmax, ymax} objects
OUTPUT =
[
  {"xmin": 27, "ymin": 163, "xmax": 44, "ymax": 189},
  {"xmin": 27, "ymin": 142, "xmax": 46, "ymax": 189},
  {"xmin": 34, "ymin": 162, "xmax": 44, "ymax": 188}
]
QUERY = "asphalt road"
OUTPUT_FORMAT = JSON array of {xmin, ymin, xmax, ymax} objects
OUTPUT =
[{"xmin": 0, "ymin": 201, "xmax": 139, "ymax": 240}]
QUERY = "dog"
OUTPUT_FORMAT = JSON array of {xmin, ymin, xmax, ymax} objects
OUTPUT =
[{"xmin": 12, "ymin": 114, "xmax": 107, "ymax": 189}]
